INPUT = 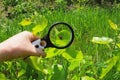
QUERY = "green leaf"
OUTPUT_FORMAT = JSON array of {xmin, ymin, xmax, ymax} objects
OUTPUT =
[
  {"xmin": 18, "ymin": 69, "xmax": 26, "ymax": 78},
  {"xmin": 68, "ymin": 61, "xmax": 80, "ymax": 71},
  {"xmin": 45, "ymin": 48, "xmax": 57, "ymax": 58},
  {"xmin": 45, "ymin": 48, "xmax": 65, "ymax": 58},
  {"xmin": 51, "ymin": 64, "xmax": 66, "ymax": 80},
  {"xmin": 68, "ymin": 50, "xmax": 83, "ymax": 71},
  {"xmin": 32, "ymin": 13, "xmax": 48, "ymax": 35},
  {"xmin": 92, "ymin": 37, "xmax": 113, "ymax": 44},
  {"xmin": 116, "ymin": 43, "xmax": 120, "ymax": 48},
  {"xmin": 55, "ymin": 0, "xmax": 64, "ymax": 3},
  {"xmin": 19, "ymin": 18, "xmax": 32, "ymax": 26},
  {"xmin": 3, "ymin": 61, "xmax": 12, "ymax": 70},
  {"xmin": 32, "ymin": 24, "xmax": 44, "ymax": 34},
  {"xmin": 116, "ymin": 56, "xmax": 120, "ymax": 71},
  {"xmin": 71, "ymin": 75, "xmax": 80, "ymax": 80},
  {"xmin": 25, "ymin": 56, "xmax": 42, "ymax": 71},
  {"xmin": 62, "ymin": 48, "xmax": 83, "ymax": 71},
  {"xmin": 82, "ymin": 76, "xmax": 96, "ymax": 80},
  {"xmin": 117, "ymin": 60, "xmax": 120, "ymax": 71},
  {"xmin": 100, "ymin": 56, "xmax": 119, "ymax": 79},
  {"xmin": 0, "ymin": 72, "xmax": 6, "ymax": 80},
  {"xmin": 108, "ymin": 20, "xmax": 118, "ymax": 30},
  {"xmin": 62, "ymin": 48, "xmax": 83, "ymax": 61}
]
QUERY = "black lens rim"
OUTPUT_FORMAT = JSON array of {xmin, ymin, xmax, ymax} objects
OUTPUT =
[{"xmin": 47, "ymin": 22, "xmax": 74, "ymax": 49}]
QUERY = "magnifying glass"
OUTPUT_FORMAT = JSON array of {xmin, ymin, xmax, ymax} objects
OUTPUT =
[{"xmin": 32, "ymin": 22, "xmax": 74, "ymax": 49}]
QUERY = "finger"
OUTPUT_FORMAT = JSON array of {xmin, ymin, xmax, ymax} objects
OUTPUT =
[
  {"xmin": 35, "ymin": 48, "xmax": 46, "ymax": 58},
  {"xmin": 30, "ymin": 46, "xmax": 46, "ymax": 57},
  {"xmin": 23, "ymin": 31, "xmax": 39, "ymax": 41},
  {"xmin": 29, "ymin": 34, "xmax": 40, "ymax": 42}
]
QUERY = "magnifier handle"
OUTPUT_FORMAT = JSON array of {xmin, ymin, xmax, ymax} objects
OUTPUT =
[
  {"xmin": 23, "ymin": 39, "xmax": 46, "ymax": 60},
  {"xmin": 32, "ymin": 39, "xmax": 47, "ymax": 49}
]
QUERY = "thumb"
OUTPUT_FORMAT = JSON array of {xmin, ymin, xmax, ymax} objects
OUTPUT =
[{"xmin": 33, "ymin": 48, "xmax": 46, "ymax": 58}]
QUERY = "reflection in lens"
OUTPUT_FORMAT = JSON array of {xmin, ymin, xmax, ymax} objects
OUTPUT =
[{"xmin": 50, "ymin": 24, "xmax": 72, "ymax": 47}]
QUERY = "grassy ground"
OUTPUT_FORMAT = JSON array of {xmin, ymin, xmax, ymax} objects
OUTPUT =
[{"xmin": 0, "ymin": 5, "xmax": 120, "ymax": 80}]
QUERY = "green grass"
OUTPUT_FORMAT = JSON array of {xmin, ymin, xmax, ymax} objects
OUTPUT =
[{"xmin": 0, "ymin": 6, "xmax": 120, "ymax": 80}]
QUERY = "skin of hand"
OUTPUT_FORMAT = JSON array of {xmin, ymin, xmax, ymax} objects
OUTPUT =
[{"xmin": 0, "ymin": 31, "xmax": 46, "ymax": 62}]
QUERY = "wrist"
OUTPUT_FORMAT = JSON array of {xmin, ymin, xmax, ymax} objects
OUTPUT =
[{"xmin": 0, "ymin": 42, "xmax": 12, "ymax": 62}]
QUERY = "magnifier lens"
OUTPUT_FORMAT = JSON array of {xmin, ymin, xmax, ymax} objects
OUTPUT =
[{"xmin": 50, "ymin": 24, "xmax": 72, "ymax": 48}]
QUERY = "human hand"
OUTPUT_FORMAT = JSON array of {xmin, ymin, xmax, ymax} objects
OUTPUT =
[{"xmin": 0, "ymin": 31, "xmax": 46, "ymax": 62}]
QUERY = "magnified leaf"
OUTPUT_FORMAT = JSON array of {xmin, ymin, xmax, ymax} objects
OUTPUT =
[
  {"xmin": 50, "ymin": 30, "xmax": 71, "ymax": 47},
  {"xmin": 57, "ymin": 30, "xmax": 71, "ymax": 40}
]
